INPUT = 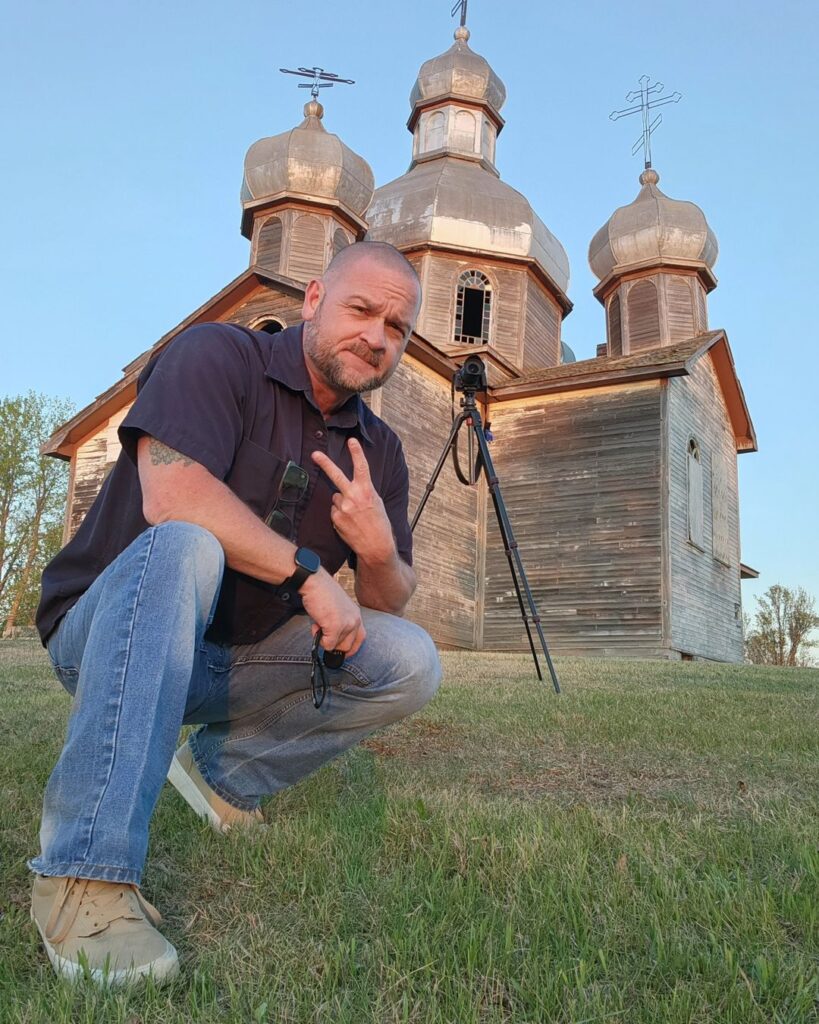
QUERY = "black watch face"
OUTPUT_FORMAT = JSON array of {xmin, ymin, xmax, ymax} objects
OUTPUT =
[{"xmin": 295, "ymin": 548, "xmax": 321, "ymax": 574}]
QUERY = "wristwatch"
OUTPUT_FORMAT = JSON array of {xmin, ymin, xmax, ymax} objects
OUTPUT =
[{"xmin": 279, "ymin": 547, "xmax": 321, "ymax": 602}]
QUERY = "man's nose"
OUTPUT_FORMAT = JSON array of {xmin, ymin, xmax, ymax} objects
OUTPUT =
[{"xmin": 360, "ymin": 319, "xmax": 387, "ymax": 352}]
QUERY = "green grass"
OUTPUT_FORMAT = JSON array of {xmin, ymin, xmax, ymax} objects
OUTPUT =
[{"xmin": 1, "ymin": 640, "xmax": 817, "ymax": 1023}]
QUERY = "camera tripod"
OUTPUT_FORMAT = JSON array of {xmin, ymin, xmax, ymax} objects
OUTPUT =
[{"xmin": 411, "ymin": 377, "xmax": 561, "ymax": 694}]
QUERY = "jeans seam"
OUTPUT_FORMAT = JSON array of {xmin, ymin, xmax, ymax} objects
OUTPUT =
[
  {"xmin": 229, "ymin": 655, "xmax": 372, "ymax": 687},
  {"xmin": 79, "ymin": 528, "xmax": 155, "ymax": 864}
]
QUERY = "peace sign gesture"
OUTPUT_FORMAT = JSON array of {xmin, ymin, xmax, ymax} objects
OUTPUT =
[{"xmin": 312, "ymin": 438, "xmax": 397, "ymax": 564}]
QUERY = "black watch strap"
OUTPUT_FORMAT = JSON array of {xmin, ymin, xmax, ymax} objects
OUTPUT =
[{"xmin": 279, "ymin": 547, "xmax": 321, "ymax": 601}]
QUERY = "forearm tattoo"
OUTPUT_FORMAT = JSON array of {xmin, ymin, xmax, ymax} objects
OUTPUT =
[{"xmin": 148, "ymin": 438, "xmax": 194, "ymax": 467}]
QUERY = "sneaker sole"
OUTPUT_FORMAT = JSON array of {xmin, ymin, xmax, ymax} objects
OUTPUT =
[
  {"xmin": 30, "ymin": 908, "xmax": 179, "ymax": 986},
  {"xmin": 167, "ymin": 751, "xmax": 226, "ymax": 832}
]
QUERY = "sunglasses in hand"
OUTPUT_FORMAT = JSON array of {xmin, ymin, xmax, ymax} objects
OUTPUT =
[{"xmin": 310, "ymin": 630, "xmax": 346, "ymax": 708}]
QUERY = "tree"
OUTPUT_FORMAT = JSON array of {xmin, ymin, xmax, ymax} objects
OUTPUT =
[
  {"xmin": 745, "ymin": 584, "xmax": 819, "ymax": 667},
  {"xmin": 0, "ymin": 393, "xmax": 74, "ymax": 637}
]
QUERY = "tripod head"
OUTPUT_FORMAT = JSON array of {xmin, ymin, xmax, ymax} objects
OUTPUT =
[{"xmin": 453, "ymin": 354, "xmax": 487, "ymax": 397}]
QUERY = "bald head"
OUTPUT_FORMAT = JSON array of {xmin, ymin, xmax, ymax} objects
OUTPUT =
[{"xmin": 323, "ymin": 241, "xmax": 421, "ymax": 308}]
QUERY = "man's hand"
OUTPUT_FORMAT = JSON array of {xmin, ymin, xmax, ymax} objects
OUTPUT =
[
  {"xmin": 312, "ymin": 439, "xmax": 396, "ymax": 564},
  {"xmin": 299, "ymin": 569, "xmax": 366, "ymax": 656}
]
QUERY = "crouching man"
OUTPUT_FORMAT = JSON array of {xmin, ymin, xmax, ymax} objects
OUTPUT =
[{"xmin": 30, "ymin": 241, "xmax": 442, "ymax": 984}]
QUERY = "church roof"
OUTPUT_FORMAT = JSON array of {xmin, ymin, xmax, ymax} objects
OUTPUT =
[
  {"xmin": 409, "ymin": 26, "xmax": 506, "ymax": 124},
  {"xmin": 490, "ymin": 331, "xmax": 756, "ymax": 453},
  {"xmin": 589, "ymin": 169, "xmax": 718, "ymax": 291},
  {"xmin": 241, "ymin": 100, "xmax": 375, "ymax": 237},
  {"xmin": 367, "ymin": 157, "xmax": 570, "ymax": 301}
]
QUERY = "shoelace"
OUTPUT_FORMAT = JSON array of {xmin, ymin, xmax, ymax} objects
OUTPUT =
[{"xmin": 45, "ymin": 877, "xmax": 160, "ymax": 944}]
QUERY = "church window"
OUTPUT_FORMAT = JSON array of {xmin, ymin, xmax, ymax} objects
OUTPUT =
[
  {"xmin": 687, "ymin": 438, "xmax": 704, "ymax": 549},
  {"xmin": 627, "ymin": 278, "xmax": 660, "ymax": 350},
  {"xmin": 608, "ymin": 293, "xmax": 622, "ymax": 356},
  {"xmin": 453, "ymin": 110, "xmax": 476, "ymax": 152},
  {"xmin": 333, "ymin": 228, "xmax": 351, "ymax": 257},
  {"xmin": 454, "ymin": 270, "xmax": 492, "ymax": 345},
  {"xmin": 289, "ymin": 214, "xmax": 326, "ymax": 281},
  {"xmin": 256, "ymin": 215, "xmax": 283, "ymax": 272},
  {"xmin": 251, "ymin": 317, "xmax": 285, "ymax": 335},
  {"xmin": 425, "ymin": 111, "xmax": 445, "ymax": 151}
]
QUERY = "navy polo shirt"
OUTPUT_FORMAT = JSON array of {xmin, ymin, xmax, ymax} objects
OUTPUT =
[{"xmin": 36, "ymin": 322, "xmax": 413, "ymax": 646}]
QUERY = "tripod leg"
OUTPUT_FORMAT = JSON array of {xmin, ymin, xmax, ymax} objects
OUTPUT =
[
  {"xmin": 469, "ymin": 415, "xmax": 561, "ymax": 694},
  {"xmin": 410, "ymin": 412, "xmax": 471, "ymax": 532}
]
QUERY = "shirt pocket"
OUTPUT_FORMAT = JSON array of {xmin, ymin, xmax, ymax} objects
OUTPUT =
[{"xmin": 225, "ymin": 437, "xmax": 288, "ymax": 519}]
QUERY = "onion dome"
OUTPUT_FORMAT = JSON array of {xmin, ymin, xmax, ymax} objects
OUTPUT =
[
  {"xmin": 240, "ymin": 100, "xmax": 375, "ymax": 238},
  {"xmin": 367, "ymin": 26, "xmax": 569, "ymax": 302},
  {"xmin": 589, "ymin": 168, "xmax": 718, "ymax": 284},
  {"xmin": 410, "ymin": 26, "xmax": 506, "ymax": 123},
  {"xmin": 367, "ymin": 158, "xmax": 570, "ymax": 297}
]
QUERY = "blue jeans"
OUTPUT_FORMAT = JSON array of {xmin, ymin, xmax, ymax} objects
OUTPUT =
[{"xmin": 30, "ymin": 522, "xmax": 442, "ymax": 886}]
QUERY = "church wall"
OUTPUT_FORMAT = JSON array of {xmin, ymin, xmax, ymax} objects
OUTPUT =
[
  {"xmin": 413, "ymin": 253, "xmax": 525, "ymax": 367},
  {"xmin": 666, "ymin": 356, "xmax": 743, "ymax": 661},
  {"xmin": 376, "ymin": 356, "xmax": 480, "ymax": 649},
  {"xmin": 522, "ymin": 280, "xmax": 561, "ymax": 369},
  {"xmin": 226, "ymin": 287, "xmax": 305, "ymax": 332},
  {"xmin": 481, "ymin": 383, "xmax": 666, "ymax": 656},
  {"xmin": 67, "ymin": 408, "xmax": 130, "ymax": 540}
]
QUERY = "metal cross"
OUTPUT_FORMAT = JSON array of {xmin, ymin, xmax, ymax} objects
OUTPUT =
[
  {"xmin": 451, "ymin": 0, "xmax": 468, "ymax": 27},
  {"xmin": 279, "ymin": 66, "xmax": 355, "ymax": 102},
  {"xmin": 610, "ymin": 75, "xmax": 682, "ymax": 169}
]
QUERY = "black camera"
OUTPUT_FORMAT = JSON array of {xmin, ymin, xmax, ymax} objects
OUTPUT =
[{"xmin": 454, "ymin": 354, "xmax": 487, "ymax": 393}]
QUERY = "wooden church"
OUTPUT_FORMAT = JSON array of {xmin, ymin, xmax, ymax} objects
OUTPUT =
[{"xmin": 43, "ymin": 24, "xmax": 757, "ymax": 662}]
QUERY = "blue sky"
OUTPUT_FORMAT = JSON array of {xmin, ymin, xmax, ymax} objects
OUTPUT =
[{"xmin": 2, "ymin": 0, "xmax": 817, "ymax": 614}]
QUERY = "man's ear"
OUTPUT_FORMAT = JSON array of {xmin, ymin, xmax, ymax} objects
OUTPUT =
[{"xmin": 302, "ymin": 278, "xmax": 324, "ymax": 322}]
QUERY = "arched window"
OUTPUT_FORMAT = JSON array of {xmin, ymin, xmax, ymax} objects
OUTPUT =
[
  {"xmin": 424, "ymin": 111, "xmax": 445, "ymax": 152},
  {"xmin": 332, "ymin": 228, "xmax": 351, "ymax": 257},
  {"xmin": 454, "ymin": 270, "xmax": 492, "ymax": 345},
  {"xmin": 251, "ymin": 317, "xmax": 285, "ymax": 335},
  {"xmin": 453, "ymin": 110, "xmax": 476, "ymax": 152},
  {"xmin": 687, "ymin": 438, "xmax": 704, "ymax": 549},
  {"xmin": 256, "ymin": 215, "xmax": 283, "ymax": 272}
]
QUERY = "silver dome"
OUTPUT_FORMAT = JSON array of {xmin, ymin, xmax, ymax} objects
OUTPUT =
[
  {"xmin": 410, "ymin": 27, "xmax": 506, "ymax": 118},
  {"xmin": 367, "ymin": 157, "xmax": 569, "ymax": 296},
  {"xmin": 589, "ymin": 169, "xmax": 718, "ymax": 282},
  {"xmin": 241, "ymin": 101, "xmax": 375, "ymax": 226}
]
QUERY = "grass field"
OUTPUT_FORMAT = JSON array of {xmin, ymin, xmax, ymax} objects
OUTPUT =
[{"xmin": 0, "ymin": 639, "xmax": 817, "ymax": 1024}]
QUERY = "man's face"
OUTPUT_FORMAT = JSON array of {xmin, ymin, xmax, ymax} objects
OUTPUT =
[{"xmin": 301, "ymin": 256, "xmax": 421, "ymax": 396}]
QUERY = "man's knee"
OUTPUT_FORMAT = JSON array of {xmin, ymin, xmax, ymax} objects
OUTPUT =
[
  {"xmin": 151, "ymin": 521, "xmax": 224, "ymax": 574},
  {"xmin": 374, "ymin": 616, "xmax": 442, "ymax": 716}
]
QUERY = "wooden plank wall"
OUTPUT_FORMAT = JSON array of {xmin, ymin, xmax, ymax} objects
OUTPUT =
[
  {"xmin": 414, "ymin": 254, "xmax": 526, "ymax": 368},
  {"xmin": 522, "ymin": 280, "xmax": 560, "ymax": 369},
  {"xmin": 482, "ymin": 383, "xmax": 666, "ymax": 656},
  {"xmin": 377, "ymin": 358, "xmax": 480, "ymax": 648},
  {"xmin": 666, "ymin": 276, "xmax": 696, "ymax": 344},
  {"xmin": 67, "ymin": 408, "xmax": 129, "ymax": 539},
  {"xmin": 626, "ymin": 279, "xmax": 661, "ymax": 351},
  {"xmin": 666, "ymin": 356, "xmax": 743, "ymax": 661}
]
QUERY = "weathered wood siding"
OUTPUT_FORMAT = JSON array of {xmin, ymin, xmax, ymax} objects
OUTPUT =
[
  {"xmin": 227, "ymin": 285, "xmax": 304, "ymax": 331},
  {"xmin": 626, "ymin": 279, "xmax": 661, "ymax": 351},
  {"xmin": 666, "ymin": 276, "xmax": 696, "ymax": 344},
  {"xmin": 666, "ymin": 355, "xmax": 743, "ymax": 661},
  {"xmin": 254, "ymin": 216, "xmax": 283, "ymax": 275},
  {"xmin": 67, "ymin": 408, "xmax": 129, "ymax": 539},
  {"xmin": 413, "ymin": 253, "xmax": 526, "ymax": 368},
  {"xmin": 522, "ymin": 279, "xmax": 560, "ymax": 369},
  {"xmin": 482, "ymin": 383, "xmax": 666, "ymax": 656},
  {"xmin": 377, "ymin": 357, "xmax": 480, "ymax": 648},
  {"xmin": 607, "ymin": 293, "xmax": 622, "ymax": 356}
]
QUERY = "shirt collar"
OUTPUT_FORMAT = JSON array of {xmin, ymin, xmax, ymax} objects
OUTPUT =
[{"xmin": 264, "ymin": 323, "xmax": 373, "ymax": 443}]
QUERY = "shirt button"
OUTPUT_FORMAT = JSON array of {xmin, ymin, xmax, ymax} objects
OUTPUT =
[{"xmin": 314, "ymin": 430, "xmax": 324, "ymax": 439}]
